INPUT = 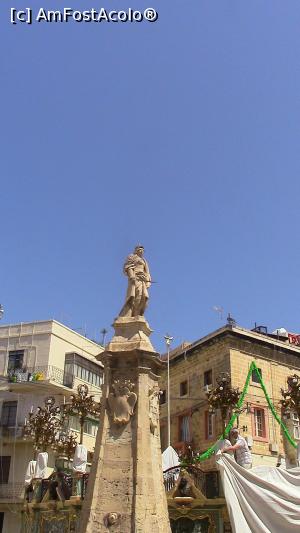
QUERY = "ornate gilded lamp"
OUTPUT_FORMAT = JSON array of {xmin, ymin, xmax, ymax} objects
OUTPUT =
[
  {"xmin": 24, "ymin": 396, "xmax": 62, "ymax": 452},
  {"xmin": 52, "ymin": 429, "xmax": 78, "ymax": 471},
  {"xmin": 280, "ymin": 374, "xmax": 300, "ymax": 419},
  {"xmin": 63, "ymin": 384, "xmax": 101, "ymax": 444},
  {"xmin": 206, "ymin": 372, "xmax": 241, "ymax": 435}
]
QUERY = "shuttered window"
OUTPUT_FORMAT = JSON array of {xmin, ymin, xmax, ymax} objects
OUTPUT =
[{"xmin": 1, "ymin": 402, "xmax": 17, "ymax": 427}]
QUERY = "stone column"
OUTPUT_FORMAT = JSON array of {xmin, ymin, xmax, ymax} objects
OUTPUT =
[{"xmin": 79, "ymin": 317, "xmax": 171, "ymax": 533}]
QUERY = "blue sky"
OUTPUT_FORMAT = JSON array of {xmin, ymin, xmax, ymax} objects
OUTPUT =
[{"xmin": 1, "ymin": 1, "xmax": 300, "ymax": 352}]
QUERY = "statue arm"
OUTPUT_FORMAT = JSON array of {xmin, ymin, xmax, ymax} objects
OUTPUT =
[{"xmin": 123, "ymin": 255, "xmax": 136, "ymax": 280}]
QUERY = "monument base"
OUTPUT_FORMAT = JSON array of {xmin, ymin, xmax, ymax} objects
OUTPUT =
[
  {"xmin": 79, "ymin": 317, "xmax": 171, "ymax": 533},
  {"xmin": 105, "ymin": 316, "xmax": 155, "ymax": 353}
]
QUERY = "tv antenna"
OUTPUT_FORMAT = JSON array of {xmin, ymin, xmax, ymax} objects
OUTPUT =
[
  {"xmin": 227, "ymin": 313, "xmax": 237, "ymax": 327},
  {"xmin": 212, "ymin": 305, "xmax": 223, "ymax": 320}
]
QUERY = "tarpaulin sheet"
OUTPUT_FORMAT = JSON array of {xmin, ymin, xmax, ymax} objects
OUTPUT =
[{"xmin": 217, "ymin": 453, "xmax": 300, "ymax": 533}]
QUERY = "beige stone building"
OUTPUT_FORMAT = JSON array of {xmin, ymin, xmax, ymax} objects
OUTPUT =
[
  {"xmin": 0, "ymin": 320, "xmax": 103, "ymax": 533},
  {"xmin": 159, "ymin": 323, "xmax": 300, "ymax": 467},
  {"xmin": 159, "ymin": 323, "xmax": 300, "ymax": 531}
]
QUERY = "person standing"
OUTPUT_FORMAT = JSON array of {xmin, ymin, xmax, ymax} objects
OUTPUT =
[{"xmin": 221, "ymin": 428, "xmax": 252, "ymax": 469}]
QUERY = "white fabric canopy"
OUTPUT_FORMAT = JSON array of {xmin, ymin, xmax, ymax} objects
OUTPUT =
[
  {"xmin": 73, "ymin": 444, "xmax": 88, "ymax": 473},
  {"xmin": 217, "ymin": 452, "xmax": 300, "ymax": 533},
  {"xmin": 162, "ymin": 446, "xmax": 180, "ymax": 472},
  {"xmin": 25, "ymin": 460, "xmax": 36, "ymax": 485},
  {"xmin": 34, "ymin": 452, "xmax": 48, "ymax": 479}
]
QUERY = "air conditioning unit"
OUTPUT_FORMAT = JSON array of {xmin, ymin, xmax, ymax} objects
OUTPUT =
[
  {"xmin": 203, "ymin": 384, "xmax": 212, "ymax": 394},
  {"xmin": 269, "ymin": 442, "xmax": 279, "ymax": 453}
]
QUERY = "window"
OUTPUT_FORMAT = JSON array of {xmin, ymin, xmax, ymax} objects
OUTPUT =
[
  {"xmin": 178, "ymin": 415, "xmax": 191, "ymax": 442},
  {"xmin": 180, "ymin": 380, "xmax": 188, "ymax": 397},
  {"xmin": 1, "ymin": 402, "xmax": 17, "ymax": 427},
  {"xmin": 69, "ymin": 415, "xmax": 99, "ymax": 436},
  {"xmin": 0, "ymin": 457, "xmax": 11, "ymax": 483},
  {"xmin": 292, "ymin": 413, "xmax": 300, "ymax": 440},
  {"xmin": 204, "ymin": 370, "xmax": 212, "ymax": 387},
  {"xmin": 64, "ymin": 353, "xmax": 103, "ymax": 389},
  {"xmin": 205, "ymin": 412, "xmax": 214, "ymax": 439},
  {"xmin": 254, "ymin": 407, "xmax": 266, "ymax": 438},
  {"xmin": 159, "ymin": 390, "xmax": 166, "ymax": 405},
  {"xmin": 84, "ymin": 419, "xmax": 98, "ymax": 437},
  {"xmin": 252, "ymin": 368, "xmax": 262, "ymax": 384},
  {"xmin": 0, "ymin": 512, "xmax": 4, "ymax": 533},
  {"xmin": 7, "ymin": 350, "xmax": 24, "ymax": 372}
]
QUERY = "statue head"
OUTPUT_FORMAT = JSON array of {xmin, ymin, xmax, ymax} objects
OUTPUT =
[{"xmin": 134, "ymin": 245, "xmax": 144, "ymax": 256}]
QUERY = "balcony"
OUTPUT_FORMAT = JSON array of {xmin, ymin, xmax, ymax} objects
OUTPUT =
[
  {"xmin": 25, "ymin": 471, "xmax": 89, "ymax": 504},
  {"xmin": 0, "ymin": 425, "xmax": 24, "ymax": 440},
  {"xmin": 6, "ymin": 365, "xmax": 74, "ymax": 389},
  {"xmin": 0, "ymin": 482, "xmax": 24, "ymax": 501}
]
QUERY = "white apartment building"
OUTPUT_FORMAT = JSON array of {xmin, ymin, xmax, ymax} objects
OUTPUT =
[{"xmin": 0, "ymin": 320, "xmax": 104, "ymax": 533}]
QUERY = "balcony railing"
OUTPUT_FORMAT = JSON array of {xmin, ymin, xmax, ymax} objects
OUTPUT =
[
  {"xmin": 0, "ymin": 425, "xmax": 24, "ymax": 439},
  {"xmin": 6, "ymin": 366, "xmax": 103, "ymax": 391},
  {"xmin": 25, "ymin": 471, "xmax": 89, "ymax": 503},
  {"xmin": 6, "ymin": 365, "xmax": 74, "ymax": 389},
  {"xmin": 0, "ymin": 482, "xmax": 24, "ymax": 500},
  {"xmin": 163, "ymin": 465, "xmax": 220, "ymax": 499}
]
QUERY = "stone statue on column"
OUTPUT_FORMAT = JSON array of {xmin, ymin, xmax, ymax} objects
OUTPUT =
[
  {"xmin": 79, "ymin": 245, "xmax": 171, "ymax": 533},
  {"xmin": 119, "ymin": 245, "xmax": 151, "ymax": 317}
]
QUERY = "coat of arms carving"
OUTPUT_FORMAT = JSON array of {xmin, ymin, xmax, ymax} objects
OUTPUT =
[{"xmin": 108, "ymin": 379, "xmax": 137, "ymax": 425}]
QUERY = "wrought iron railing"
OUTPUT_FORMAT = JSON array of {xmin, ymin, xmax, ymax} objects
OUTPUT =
[
  {"xmin": 0, "ymin": 425, "xmax": 24, "ymax": 439},
  {"xmin": 6, "ymin": 365, "xmax": 74, "ymax": 389},
  {"xmin": 163, "ymin": 465, "xmax": 220, "ymax": 499},
  {"xmin": 26, "ymin": 471, "xmax": 89, "ymax": 503},
  {"xmin": 163, "ymin": 466, "xmax": 180, "ymax": 492}
]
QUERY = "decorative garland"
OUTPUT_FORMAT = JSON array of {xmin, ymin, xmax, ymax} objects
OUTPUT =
[{"xmin": 196, "ymin": 360, "xmax": 297, "ymax": 462}]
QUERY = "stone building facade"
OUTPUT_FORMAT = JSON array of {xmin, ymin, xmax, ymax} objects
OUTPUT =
[
  {"xmin": 0, "ymin": 320, "xmax": 103, "ymax": 533},
  {"xmin": 159, "ymin": 324, "xmax": 300, "ymax": 532},
  {"xmin": 159, "ymin": 323, "xmax": 300, "ymax": 467}
]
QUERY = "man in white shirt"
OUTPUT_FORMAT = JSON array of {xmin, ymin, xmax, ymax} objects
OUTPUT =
[{"xmin": 221, "ymin": 428, "xmax": 252, "ymax": 469}]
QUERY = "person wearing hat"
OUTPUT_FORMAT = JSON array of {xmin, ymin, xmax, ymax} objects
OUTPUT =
[
  {"xmin": 221, "ymin": 428, "xmax": 252, "ymax": 469},
  {"xmin": 119, "ymin": 245, "xmax": 151, "ymax": 317}
]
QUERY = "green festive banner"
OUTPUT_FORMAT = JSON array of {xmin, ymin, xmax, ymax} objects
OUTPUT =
[{"xmin": 196, "ymin": 361, "xmax": 297, "ymax": 462}]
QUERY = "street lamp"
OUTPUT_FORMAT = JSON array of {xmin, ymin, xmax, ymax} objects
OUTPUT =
[
  {"xmin": 101, "ymin": 328, "xmax": 108, "ymax": 346},
  {"xmin": 0, "ymin": 304, "xmax": 4, "ymax": 320},
  {"xmin": 164, "ymin": 334, "xmax": 173, "ymax": 448}
]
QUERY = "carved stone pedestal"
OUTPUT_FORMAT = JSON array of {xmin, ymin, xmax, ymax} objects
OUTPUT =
[
  {"xmin": 79, "ymin": 317, "xmax": 171, "ymax": 533},
  {"xmin": 107, "ymin": 316, "xmax": 155, "ymax": 353}
]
